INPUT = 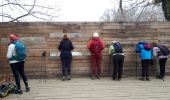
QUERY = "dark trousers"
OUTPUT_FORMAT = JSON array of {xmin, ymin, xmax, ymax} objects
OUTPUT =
[
  {"xmin": 91, "ymin": 54, "xmax": 102, "ymax": 77},
  {"xmin": 141, "ymin": 59, "xmax": 150, "ymax": 77},
  {"xmin": 60, "ymin": 53, "xmax": 72, "ymax": 76},
  {"xmin": 112, "ymin": 55, "xmax": 124, "ymax": 79},
  {"xmin": 10, "ymin": 61, "xmax": 28, "ymax": 90},
  {"xmin": 159, "ymin": 58, "xmax": 167, "ymax": 78}
]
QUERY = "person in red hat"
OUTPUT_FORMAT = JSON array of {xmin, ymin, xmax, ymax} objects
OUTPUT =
[{"xmin": 7, "ymin": 34, "xmax": 30, "ymax": 94}]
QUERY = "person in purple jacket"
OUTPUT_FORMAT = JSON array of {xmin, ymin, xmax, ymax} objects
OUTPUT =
[{"xmin": 152, "ymin": 41, "xmax": 169, "ymax": 80}]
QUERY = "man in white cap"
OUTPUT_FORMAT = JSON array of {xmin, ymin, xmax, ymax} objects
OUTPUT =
[{"xmin": 87, "ymin": 32, "xmax": 105, "ymax": 79}]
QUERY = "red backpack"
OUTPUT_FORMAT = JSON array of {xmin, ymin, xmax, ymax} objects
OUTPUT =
[{"xmin": 91, "ymin": 39, "xmax": 102, "ymax": 54}]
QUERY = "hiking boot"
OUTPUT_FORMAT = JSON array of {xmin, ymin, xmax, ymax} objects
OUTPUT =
[
  {"xmin": 146, "ymin": 77, "xmax": 150, "ymax": 81},
  {"xmin": 62, "ymin": 76, "xmax": 66, "ymax": 81},
  {"xmin": 26, "ymin": 86, "xmax": 30, "ymax": 92},
  {"xmin": 96, "ymin": 75, "xmax": 100, "ymax": 79},
  {"xmin": 156, "ymin": 75, "xmax": 161, "ymax": 79},
  {"xmin": 91, "ymin": 76, "xmax": 95, "ymax": 80},
  {"xmin": 67, "ymin": 75, "xmax": 71, "ymax": 80},
  {"xmin": 14, "ymin": 89, "xmax": 23, "ymax": 94},
  {"xmin": 118, "ymin": 78, "xmax": 121, "ymax": 81},
  {"xmin": 139, "ymin": 77, "xmax": 145, "ymax": 81}
]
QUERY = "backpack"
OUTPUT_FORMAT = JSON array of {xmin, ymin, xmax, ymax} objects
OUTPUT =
[
  {"xmin": 0, "ymin": 83, "xmax": 16, "ymax": 98},
  {"xmin": 144, "ymin": 43, "xmax": 152, "ymax": 50},
  {"xmin": 157, "ymin": 45, "xmax": 170, "ymax": 56},
  {"xmin": 113, "ymin": 42, "xmax": 123, "ymax": 53},
  {"xmin": 91, "ymin": 40, "xmax": 102, "ymax": 54},
  {"xmin": 10, "ymin": 41, "xmax": 26, "ymax": 61}
]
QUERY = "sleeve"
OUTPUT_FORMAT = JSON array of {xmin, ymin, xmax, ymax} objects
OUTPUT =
[
  {"xmin": 87, "ymin": 40, "xmax": 92, "ymax": 50},
  {"xmin": 7, "ymin": 44, "xmax": 15, "ymax": 59},
  {"xmin": 153, "ymin": 47, "xmax": 159, "ymax": 57},
  {"xmin": 58, "ymin": 41, "xmax": 62, "ymax": 51},
  {"xmin": 70, "ymin": 41, "xmax": 74, "ymax": 50},
  {"xmin": 109, "ymin": 45, "xmax": 114, "ymax": 55}
]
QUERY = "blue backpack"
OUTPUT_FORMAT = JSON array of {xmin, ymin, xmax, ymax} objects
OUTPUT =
[
  {"xmin": 113, "ymin": 42, "xmax": 123, "ymax": 53},
  {"xmin": 10, "ymin": 41, "xmax": 26, "ymax": 61}
]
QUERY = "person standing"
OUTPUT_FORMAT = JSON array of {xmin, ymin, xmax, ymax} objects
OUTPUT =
[
  {"xmin": 109, "ymin": 41, "xmax": 124, "ymax": 80},
  {"xmin": 58, "ymin": 34, "xmax": 74, "ymax": 81},
  {"xmin": 135, "ymin": 40, "xmax": 152, "ymax": 81},
  {"xmin": 7, "ymin": 34, "xmax": 30, "ymax": 94},
  {"xmin": 87, "ymin": 32, "xmax": 105, "ymax": 79},
  {"xmin": 152, "ymin": 41, "xmax": 169, "ymax": 80}
]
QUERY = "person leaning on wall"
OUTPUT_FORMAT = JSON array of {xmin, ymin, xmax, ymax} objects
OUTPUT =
[
  {"xmin": 135, "ymin": 40, "xmax": 152, "ymax": 81},
  {"xmin": 58, "ymin": 34, "xmax": 74, "ymax": 81},
  {"xmin": 87, "ymin": 32, "xmax": 105, "ymax": 80},
  {"xmin": 7, "ymin": 34, "xmax": 30, "ymax": 94},
  {"xmin": 152, "ymin": 41, "xmax": 169, "ymax": 80},
  {"xmin": 109, "ymin": 41, "xmax": 124, "ymax": 81}
]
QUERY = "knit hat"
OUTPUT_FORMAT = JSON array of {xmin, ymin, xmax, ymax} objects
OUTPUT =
[
  {"xmin": 9, "ymin": 34, "xmax": 19, "ymax": 41},
  {"xmin": 93, "ymin": 32, "xmax": 99, "ymax": 37}
]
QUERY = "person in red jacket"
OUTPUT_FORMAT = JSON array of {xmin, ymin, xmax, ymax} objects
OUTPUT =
[{"xmin": 87, "ymin": 32, "xmax": 105, "ymax": 79}]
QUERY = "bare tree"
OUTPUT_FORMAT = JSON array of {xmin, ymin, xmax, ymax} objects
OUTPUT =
[
  {"xmin": 100, "ymin": 0, "xmax": 165, "ymax": 22},
  {"xmin": 0, "ymin": 0, "xmax": 60, "ymax": 22}
]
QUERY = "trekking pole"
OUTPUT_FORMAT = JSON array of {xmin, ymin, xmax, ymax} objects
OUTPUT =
[
  {"xmin": 136, "ymin": 53, "xmax": 138, "ymax": 79},
  {"xmin": 41, "ymin": 51, "xmax": 46, "ymax": 83},
  {"xmin": 109, "ymin": 55, "xmax": 112, "ymax": 76},
  {"xmin": 39, "ymin": 54, "xmax": 43, "ymax": 83}
]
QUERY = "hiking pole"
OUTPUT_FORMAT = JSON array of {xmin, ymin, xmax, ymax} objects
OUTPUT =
[
  {"xmin": 42, "ymin": 51, "xmax": 47, "ymax": 83},
  {"xmin": 136, "ymin": 53, "xmax": 138, "ymax": 79}
]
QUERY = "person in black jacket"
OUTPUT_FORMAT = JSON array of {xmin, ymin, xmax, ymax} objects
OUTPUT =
[{"xmin": 58, "ymin": 34, "xmax": 74, "ymax": 81}]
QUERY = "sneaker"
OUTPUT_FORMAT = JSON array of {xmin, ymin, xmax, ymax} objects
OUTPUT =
[
  {"xmin": 91, "ymin": 76, "xmax": 95, "ymax": 80},
  {"xmin": 26, "ymin": 86, "xmax": 30, "ymax": 92},
  {"xmin": 67, "ymin": 75, "xmax": 71, "ymax": 80},
  {"xmin": 139, "ymin": 77, "xmax": 145, "ymax": 81},
  {"xmin": 62, "ymin": 76, "xmax": 66, "ymax": 81},
  {"xmin": 146, "ymin": 77, "xmax": 150, "ymax": 81}
]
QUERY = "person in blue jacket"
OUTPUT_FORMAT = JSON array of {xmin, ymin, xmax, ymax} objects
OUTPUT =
[
  {"xmin": 58, "ymin": 34, "xmax": 74, "ymax": 81},
  {"xmin": 136, "ymin": 40, "xmax": 152, "ymax": 81}
]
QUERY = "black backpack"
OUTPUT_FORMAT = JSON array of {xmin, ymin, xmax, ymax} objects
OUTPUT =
[
  {"xmin": 157, "ymin": 45, "xmax": 170, "ymax": 56},
  {"xmin": 113, "ymin": 42, "xmax": 123, "ymax": 53}
]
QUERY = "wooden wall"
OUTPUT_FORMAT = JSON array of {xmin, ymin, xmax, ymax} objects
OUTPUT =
[{"xmin": 0, "ymin": 22, "xmax": 170, "ymax": 78}]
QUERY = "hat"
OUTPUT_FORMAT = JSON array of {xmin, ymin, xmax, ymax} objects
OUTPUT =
[
  {"xmin": 9, "ymin": 34, "xmax": 19, "ymax": 41},
  {"xmin": 93, "ymin": 32, "xmax": 99, "ymax": 37}
]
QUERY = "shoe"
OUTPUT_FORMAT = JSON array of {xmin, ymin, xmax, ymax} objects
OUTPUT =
[
  {"xmin": 118, "ymin": 78, "xmax": 121, "ymax": 81},
  {"xmin": 67, "ymin": 75, "xmax": 71, "ymax": 80},
  {"xmin": 96, "ymin": 75, "xmax": 100, "ymax": 79},
  {"xmin": 14, "ymin": 89, "xmax": 23, "ymax": 94},
  {"xmin": 112, "ymin": 77, "xmax": 116, "ymax": 80},
  {"xmin": 62, "ymin": 76, "xmax": 66, "ymax": 81},
  {"xmin": 139, "ymin": 77, "xmax": 145, "ymax": 81},
  {"xmin": 91, "ymin": 76, "xmax": 95, "ymax": 80},
  {"xmin": 146, "ymin": 77, "xmax": 150, "ymax": 81},
  {"xmin": 26, "ymin": 86, "xmax": 30, "ymax": 92},
  {"xmin": 156, "ymin": 75, "xmax": 161, "ymax": 79}
]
